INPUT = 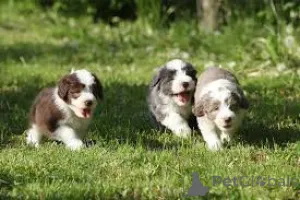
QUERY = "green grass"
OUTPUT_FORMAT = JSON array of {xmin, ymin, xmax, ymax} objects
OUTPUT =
[{"xmin": 1, "ymin": 2, "xmax": 300, "ymax": 199}]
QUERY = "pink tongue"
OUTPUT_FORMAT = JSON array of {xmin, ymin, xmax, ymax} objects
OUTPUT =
[
  {"xmin": 178, "ymin": 93, "xmax": 190, "ymax": 103},
  {"xmin": 83, "ymin": 109, "xmax": 91, "ymax": 118}
]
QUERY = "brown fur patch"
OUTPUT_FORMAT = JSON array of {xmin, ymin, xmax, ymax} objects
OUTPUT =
[
  {"xmin": 58, "ymin": 74, "xmax": 84, "ymax": 103},
  {"xmin": 193, "ymin": 93, "xmax": 214, "ymax": 117},
  {"xmin": 30, "ymin": 88, "xmax": 64, "ymax": 134}
]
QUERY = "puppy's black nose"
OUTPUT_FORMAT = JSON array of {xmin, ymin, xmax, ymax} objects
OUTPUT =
[
  {"xmin": 224, "ymin": 117, "xmax": 232, "ymax": 123},
  {"xmin": 182, "ymin": 82, "xmax": 189, "ymax": 88},
  {"xmin": 85, "ymin": 100, "xmax": 93, "ymax": 107}
]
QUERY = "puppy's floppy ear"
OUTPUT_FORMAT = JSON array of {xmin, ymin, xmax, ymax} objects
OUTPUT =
[
  {"xmin": 193, "ymin": 93, "xmax": 211, "ymax": 117},
  {"xmin": 192, "ymin": 96, "xmax": 206, "ymax": 117},
  {"xmin": 92, "ymin": 73, "xmax": 103, "ymax": 100},
  {"xmin": 240, "ymin": 94, "xmax": 249, "ymax": 109},
  {"xmin": 58, "ymin": 75, "xmax": 72, "ymax": 102},
  {"xmin": 186, "ymin": 62, "xmax": 198, "ymax": 81},
  {"xmin": 192, "ymin": 102, "xmax": 205, "ymax": 117},
  {"xmin": 150, "ymin": 67, "xmax": 166, "ymax": 89},
  {"xmin": 237, "ymin": 88, "xmax": 249, "ymax": 109}
]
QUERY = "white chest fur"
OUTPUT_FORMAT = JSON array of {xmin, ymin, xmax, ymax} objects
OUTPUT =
[{"xmin": 53, "ymin": 89, "xmax": 91, "ymax": 137}]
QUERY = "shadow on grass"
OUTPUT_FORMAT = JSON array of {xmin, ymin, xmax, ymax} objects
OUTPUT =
[
  {"xmin": 0, "ymin": 172, "xmax": 14, "ymax": 199},
  {"xmin": 0, "ymin": 76, "xmax": 45, "ymax": 146},
  {"xmin": 0, "ymin": 40, "xmax": 141, "ymax": 66},
  {"xmin": 1, "ymin": 74, "xmax": 299, "ymax": 150},
  {"xmin": 240, "ymin": 82, "xmax": 300, "ymax": 148},
  {"xmin": 0, "ymin": 42, "xmax": 79, "ymax": 64},
  {"xmin": 0, "ymin": 76, "xmax": 180, "ymax": 150}
]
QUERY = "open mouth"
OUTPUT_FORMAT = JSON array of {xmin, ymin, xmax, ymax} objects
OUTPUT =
[
  {"xmin": 82, "ymin": 108, "xmax": 92, "ymax": 118},
  {"xmin": 223, "ymin": 124, "xmax": 232, "ymax": 129},
  {"xmin": 172, "ymin": 91, "xmax": 191, "ymax": 104}
]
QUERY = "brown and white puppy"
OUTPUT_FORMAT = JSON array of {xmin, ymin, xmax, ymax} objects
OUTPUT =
[
  {"xmin": 193, "ymin": 67, "xmax": 249, "ymax": 151},
  {"xmin": 26, "ymin": 69, "xmax": 103, "ymax": 150}
]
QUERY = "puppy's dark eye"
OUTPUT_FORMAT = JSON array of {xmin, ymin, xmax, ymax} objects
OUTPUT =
[
  {"xmin": 186, "ymin": 69, "xmax": 196, "ymax": 77},
  {"xmin": 214, "ymin": 106, "xmax": 219, "ymax": 111},
  {"xmin": 210, "ymin": 101, "xmax": 220, "ymax": 112},
  {"xmin": 167, "ymin": 70, "xmax": 176, "ymax": 78},
  {"xmin": 70, "ymin": 91, "xmax": 81, "ymax": 98},
  {"xmin": 73, "ymin": 93, "xmax": 81, "ymax": 98}
]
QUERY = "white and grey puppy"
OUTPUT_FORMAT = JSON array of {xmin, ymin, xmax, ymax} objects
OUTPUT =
[
  {"xmin": 193, "ymin": 67, "xmax": 249, "ymax": 151},
  {"xmin": 147, "ymin": 59, "xmax": 197, "ymax": 138},
  {"xmin": 26, "ymin": 69, "xmax": 103, "ymax": 150}
]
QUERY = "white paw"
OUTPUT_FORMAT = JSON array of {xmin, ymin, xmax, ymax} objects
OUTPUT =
[
  {"xmin": 66, "ymin": 139, "xmax": 84, "ymax": 151},
  {"xmin": 206, "ymin": 139, "xmax": 223, "ymax": 151},
  {"xmin": 26, "ymin": 131, "xmax": 40, "ymax": 148},
  {"xmin": 26, "ymin": 139, "xmax": 40, "ymax": 148},
  {"xmin": 173, "ymin": 126, "xmax": 191, "ymax": 138}
]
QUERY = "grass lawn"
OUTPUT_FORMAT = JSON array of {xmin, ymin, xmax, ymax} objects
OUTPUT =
[{"xmin": 1, "ymin": 2, "xmax": 300, "ymax": 200}]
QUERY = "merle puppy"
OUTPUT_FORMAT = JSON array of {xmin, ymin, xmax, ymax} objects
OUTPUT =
[
  {"xmin": 147, "ymin": 59, "xmax": 197, "ymax": 138},
  {"xmin": 26, "ymin": 69, "xmax": 103, "ymax": 150},
  {"xmin": 193, "ymin": 66, "xmax": 249, "ymax": 151}
]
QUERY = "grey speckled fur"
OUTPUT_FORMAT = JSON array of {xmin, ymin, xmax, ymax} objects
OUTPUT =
[
  {"xmin": 193, "ymin": 66, "xmax": 249, "ymax": 150},
  {"xmin": 195, "ymin": 66, "xmax": 239, "ymax": 96},
  {"xmin": 147, "ymin": 60, "xmax": 198, "ymax": 134}
]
